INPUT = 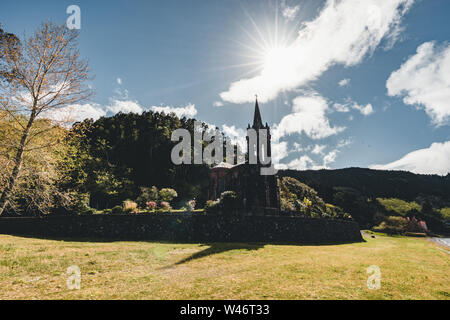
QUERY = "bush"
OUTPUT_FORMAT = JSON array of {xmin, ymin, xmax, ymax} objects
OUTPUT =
[
  {"xmin": 159, "ymin": 188, "xmax": 178, "ymax": 203},
  {"xmin": 325, "ymin": 204, "xmax": 351, "ymax": 220},
  {"xmin": 103, "ymin": 208, "xmax": 112, "ymax": 215},
  {"xmin": 281, "ymin": 198, "xmax": 295, "ymax": 212},
  {"xmin": 219, "ymin": 191, "xmax": 240, "ymax": 213},
  {"xmin": 440, "ymin": 208, "xmax": 450, "ymax": 221},
  {"xmin": 185, "ymin": 200, "xmax": 196, "ymax": 212},
  {"xmin": 146, "ymin": 201, "xmax": 157, "ymax": 211},
  {"xmin": 160, "ymin": 201, "xmax": 171, "ymax": 211},
  {"xmin": 377, "ymin": 198, "xmax": 422, "ymax": 216},
  {"xmin": 279, "ymin": 177, "xmax": 327, "ymax": 217},
  {"xmin": 136, "ymin": 186, "xmax": 159, "ymax": 208},
  {"xmin": 111, "ymin": 205, "xmax": 123, "ymax": 214},
  {"xmin": 123, "ymin": 200, "xmax": 138, "ymax": 213},
  {"xmin": 373, "ymin": 216, "xmax": 408, "ymax": 234},
  {"xmin": 63, "ymin": 192, "xmax": 91, "ymax": 215}
]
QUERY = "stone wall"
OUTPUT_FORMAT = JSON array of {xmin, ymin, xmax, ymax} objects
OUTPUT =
[{"xmin": 0, "ymin": 214, "xmax": 363, "ymax": 244}]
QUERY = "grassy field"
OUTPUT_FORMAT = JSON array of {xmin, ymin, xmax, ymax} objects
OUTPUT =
[{"xmin": 0, "ymin": 232, "xmax": 448, "ymax": 300}]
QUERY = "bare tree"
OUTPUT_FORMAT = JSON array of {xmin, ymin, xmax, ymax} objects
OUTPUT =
[{"xmin": 0, "ymin": 22, "xmax": 93, "ymax": 215}]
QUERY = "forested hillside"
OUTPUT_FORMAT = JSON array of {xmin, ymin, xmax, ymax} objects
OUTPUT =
[
  {"xmin": 279, "ymin": 168, "xmax": 450, "ymax": 231},
  {"xmin": 279, "ymin": 168, "xmax": 450, "ymax": 202}
]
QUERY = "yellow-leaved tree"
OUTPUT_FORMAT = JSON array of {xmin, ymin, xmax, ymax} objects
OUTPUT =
[{"xmin": 0, "ymin": 22, "xmax": 93, "ymax": 215}]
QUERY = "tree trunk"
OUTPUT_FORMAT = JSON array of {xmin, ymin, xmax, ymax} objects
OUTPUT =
[{"xmin": 0, "ymin": 111, "xmax": 36, "ymax": 215}]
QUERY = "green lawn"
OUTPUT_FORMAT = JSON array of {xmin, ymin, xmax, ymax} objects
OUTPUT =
[{"xmin": 0, "ymin": 232, "xmax": 448, "ymax": 300}]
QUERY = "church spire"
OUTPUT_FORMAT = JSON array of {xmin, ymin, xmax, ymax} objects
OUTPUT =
[{"xmin": 253, "ymin": 95, "xmax": 263, "ymax": 129}]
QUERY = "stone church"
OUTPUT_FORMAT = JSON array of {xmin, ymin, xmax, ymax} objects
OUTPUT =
[{"xmin": 209, "ymin": 98, "xmax": 280, "ymax": 216}]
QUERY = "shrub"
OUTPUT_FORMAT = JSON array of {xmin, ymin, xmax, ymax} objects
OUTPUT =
[
  {"xmin": 103, "ymin": 208, "xmax": 112, "ymax": 215},
  {"xmin": 279, "ymin": 177, "xmax": 327, "ymax": 217},
  {"xmin": 160, "ymin": 201, "xmax": 171, "ymax": 211},
  {"xmin": 111, "ymin": 205, "xmax": 123, "ymax": 215},
  {"xmin": 136, "ymin": 186, "xmax": 159, "ymax": 208},
  {"xmin": 186, "ymin": 200, "xmax": 196, "ymax": 212},
  {"xmin": 376, "ymin": 198, "xmax": 421, "ymax": 216},
  {"xmin": 219, "ymin": 191, "xmax": 240, "ymax": 213},
  {"xmin": 146, "ymin": 201, "xmax": 157, "ymax": 211},
  {"xmin": 325, "ymin": 204, "xmax": 351, "ymax": 220},
  {"xmin": 281, "ymin": 198, "xmax": 295, "ymax": 212},
  {"xmin": 159, "ymin": 188, "xmax": 178, "ymax": 203},
  {"xmin": 440, "ymin": 208, "xmax": 450, "ymax": 221},
  {"xmin": 122, "ymin": 200, "xmax": 138, "ymax": 214},
  {"xmin": 64, "ymin": 192, "xmax": 91, "ymax": 215},
  {"xmin": 373, "ymin": 216, "xmax": 408, "ymax": 234}
]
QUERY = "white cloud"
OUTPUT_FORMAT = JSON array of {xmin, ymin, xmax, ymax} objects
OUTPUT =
[
  {"xmin": 287, "ymin": 155, "xmax": 315, "ymax": 170},
  {"xmin": 371, "ymin": 141, "xmax": 450, "ymax": 176},
  {"xmin": 108, "ymin": 99, "xmax": 143, "ymax": 114},
  {"xmin": 221, "ymin": 124, "xmax": 247, "ymax": 150},
  {"xmin": 275, "ymin": 163, "xmax": 288, "ymax": 170},
  {"xmin": 40, "ymin": 103, "xmax": 107, "ymax": 124},
  {"xmin": 386, "ymin": 41, "xmax": 450, "ymax": 125},
  {"xmin": 323, "ymin": 150, "xmax": 338, "ymax": 167},
  {"xmin": 333, "ymin": 101, "xmax": 374, "ymax": 115},
  {"xmin": 333, "ymin": 103, "xmax": 351, "ymax": 113},
  {"xmin": 272, "ymin": 140, "xmax": 290, "ymax": 164},
  {"xmin": 339, "ymin": 78, "xmax": 351, "ymax": 87},
  {"xmin": 311, "ymin": 144, "xmax": 326, "ymax": 155},
  {"xmin": 117, "ymin": 78, "xmax": 122, "ymax": 85},
  {"xmin": 279, "ymin": 137, "xmax": 352, "ymax": 171},
  {"xmin": 282, "ymin": 5, "xmax": 300, "ymax": 21},
  {"xmin": 213, "ymin": 101, "xmax": 224, "ymax": 107},
  {"xmin": 41, "ymin": 98, "xmax": 145, "ymax": 125},
  {"xmin": 352, "ymin": 103, "xmax": 374, "ymax": 116},
  {"xmin": 292, "ymin": 142, "xmax": 309, "ymax": 152},
  {"xmin": 220, "ymin": 0, "xmax": 413, "ymax": 103},
  {"xmin": 274, "ymin": 94, "xmax": 345, "ymax": 140},
  {"xmin": 337, "ymin": 138, "xmax": 352, "ymax": 149},
  {"xmin": 151, "ymin": 103, "xmax": 197, "ymax": 118}
]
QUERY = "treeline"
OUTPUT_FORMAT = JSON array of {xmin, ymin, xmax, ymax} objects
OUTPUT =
[
  {"xmin": 279, "ymin": 168, "xmax": 450, "ymax": 232},
  {"xmin": 280, "ymin": 168, "xmax": 450, "ymax": 201}
]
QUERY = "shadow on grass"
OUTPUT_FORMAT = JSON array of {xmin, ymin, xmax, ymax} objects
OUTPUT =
[
  {"xmin": 0, "ymin": 232, "xmax": 364, "ymax": 246},
  {"xmin": 172, "ymin": 243, "xmax": 264, "ymax": 266}
]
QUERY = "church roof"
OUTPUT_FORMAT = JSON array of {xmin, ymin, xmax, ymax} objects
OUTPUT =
[
  {"xmin": 212, "ymin": 162, "xmax": 235, "ymax": 169},
  {"xmin": 252, "ymin": 97, "xmax": 263, "ymax": 129}
]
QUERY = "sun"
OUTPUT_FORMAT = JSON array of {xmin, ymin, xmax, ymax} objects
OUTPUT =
[{"xmin": 262, "ymin": 46, "xmax": 296, "ymax": 80}]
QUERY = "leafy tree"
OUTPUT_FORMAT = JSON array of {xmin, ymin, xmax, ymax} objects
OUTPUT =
[
  {"xmin": 0, "ymin": 22, "xmax": 93, "ymax": 215},
  {"xmin": 0, "ymin": 112, "xmax": 70, "ymax": 215}
]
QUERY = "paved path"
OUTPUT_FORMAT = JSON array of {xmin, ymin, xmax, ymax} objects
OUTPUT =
[{"xmin": 431, "ymin": 238, "xmax": 450, "ymax": 248}]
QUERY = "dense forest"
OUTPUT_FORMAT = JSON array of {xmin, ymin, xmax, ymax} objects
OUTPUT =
[
  {"xmin": 279, "ymin": 168, "xmax": 450, "ymax": 231},
  {"xmin": 62, "ymin": 112, "xmax": 211, "ymax": 211}
]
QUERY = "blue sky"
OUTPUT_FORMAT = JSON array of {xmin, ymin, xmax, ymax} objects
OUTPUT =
[{"xmin": 2, "ymin": 0, "xmax": 450, "ymax": 174}]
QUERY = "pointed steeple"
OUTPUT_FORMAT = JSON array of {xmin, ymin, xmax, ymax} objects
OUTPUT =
[{"xmin": 253, "ymin": 95, "xmax": 263, "ymax": 129}]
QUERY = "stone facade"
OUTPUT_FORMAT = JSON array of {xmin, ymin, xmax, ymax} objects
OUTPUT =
[{"xmin": 209, "ymin": 99, "xmax": 280, "ymax": 216}]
